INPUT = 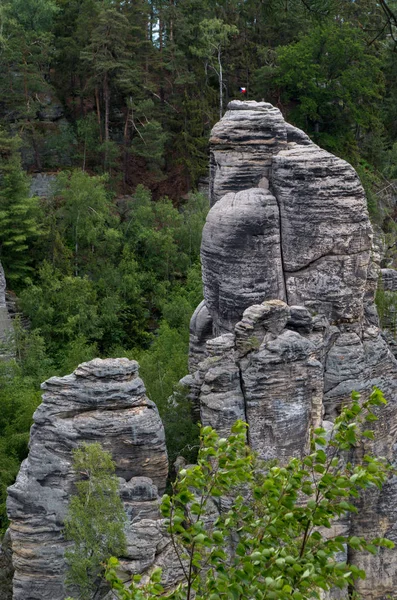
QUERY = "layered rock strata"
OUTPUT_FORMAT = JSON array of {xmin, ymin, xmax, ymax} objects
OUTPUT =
[
  {"xmin": 209, "ymin": 100, "xmax": 311, "ymax": 207},
  {"xmin": 188, "ymin": 101, "xmax": 397, "ymax": 598},
  {"xmin": 381, "ymin": 267, "xmax": 397, "ymax": 292},
  {"xmin": 6, "ymin": 358, "xmax": 173, "ymax": 600}
]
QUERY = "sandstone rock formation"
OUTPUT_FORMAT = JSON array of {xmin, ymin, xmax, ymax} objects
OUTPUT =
[
  {"xmin": 188, "ymin": 101, "xmax": 397, "ymax": 598},
  {"xmin": 0, "ymin": 530, "xmax": 13, "ymax": 600},
  {"xmin": 6, "ymin": 358, "xmax": 173, "ymax": 600},
  {"xmin": 381, "ymin": 267, "xmax": 397, "ymax": 292}
]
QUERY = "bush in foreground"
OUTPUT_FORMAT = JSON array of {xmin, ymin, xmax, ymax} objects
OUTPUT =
[{"xmin": 106, "ymin": 388, "xmax": 394, "ymax": 600}]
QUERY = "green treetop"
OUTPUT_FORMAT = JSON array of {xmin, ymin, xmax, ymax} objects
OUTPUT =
[
  {"xmin": 0, "ymin": 129, "xmax": 42, "ymax": 287},
  {"xmin": 106, "ymin": 388, "xmax": 394, "ymax": 599},
  {"xmin": 64, "ymin": 442, "xmax": 127, "ymax": 600}
]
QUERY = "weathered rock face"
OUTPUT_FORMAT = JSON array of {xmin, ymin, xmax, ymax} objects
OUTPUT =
[
  {"xmin": 6, "ymin": 358, "xmax": 173, "ymax": 600},
  {"xmin": 273, "ymin": 145, "xmax": 372, "ymax": 323},
  {"xmin": 381, "ymin": 267, "xmax": 397, "ymax": 292},
  {"xmin": 201, "ymin": 188, "xmax": 286, "ymax": 333},
  {"xmin": 29, "ymin": 173, "xmax": 57, "ymax": 198},
  {"xmin": 205, "ymin": 104, "xmax": 374, "ymax": 330},
  {"xmin": 0, "ymin": 530, "xmax": 13, "ymax": 600},
  {"xmin": 189, "ymin": 101, "xmax": 397, "ymax": 598},
  {"xmin": 209, "ymin": 100, "xmax": 311, "ymax": 207},
  {"xmin": 0, "ymin": 262, "xmax": 13, "ymax": 357}
]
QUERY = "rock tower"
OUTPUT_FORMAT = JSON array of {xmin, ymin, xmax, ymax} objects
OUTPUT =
[
  {"xmin": 5, "ymin": 359, "xmax": 177, "ymax": 600},
  {"xmin": 186, "ymin": 101, "xmax": 397, "ymax": 598}
]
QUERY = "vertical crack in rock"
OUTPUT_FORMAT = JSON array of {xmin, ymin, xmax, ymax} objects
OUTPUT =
[
  {"xmin": 237, "ymin": 363, "xmax": 248, "ymax": 438},
  {"xmin": 269, "ymin": 176, "xmax": 289, "ymax": 306},
  {"xmin": 185, "ymin": 100, "xmax": 397, "ymax": 598}
]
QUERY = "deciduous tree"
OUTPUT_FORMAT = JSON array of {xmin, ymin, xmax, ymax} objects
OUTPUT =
[{"xmin": 106, "ymin": 389, "xmax": 394, "ymax": 599}]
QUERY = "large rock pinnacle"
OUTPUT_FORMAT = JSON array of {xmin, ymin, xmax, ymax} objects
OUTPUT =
[
  {"xmin": 6, "ymin": 358, "xmax": 173, "ymax": 600},
  {"xmin": 190, "ymin": 100, "xmax": 397, "ymax": 598}
]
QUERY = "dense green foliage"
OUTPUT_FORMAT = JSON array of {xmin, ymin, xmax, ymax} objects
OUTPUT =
[
  {"xmin": 0, "ymin": 165, "xmax": 207, "ymax": 533},
  {"xmin": 64, "ymin": 443, "xmax": 127, "ymax": 600},
  {"xmin": 0, "ymin": 0, "xmax": 397, "ymax": 190},
  {"xmin": 106, "ymin": 389, "xmax": 394, "ymax": 599},
  {"xmin": 0, "ymin": 130, "xmax": 42, "ymax": 285}
]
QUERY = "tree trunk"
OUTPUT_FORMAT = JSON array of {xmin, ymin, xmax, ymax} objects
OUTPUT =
[
  {"xmin": 75, "ymin": 212, "xmax": 79, "ymax": 277},
  {"xmin": 218, "ymin": 46, "xmax": 223, "ymax": 120},
  {"xmin": 103, "ymin": 72, "xmax": 110, "ymax": 170},
  {"xmin": 95, "ymin": 86, "xmax": 102, "ymax": 142},
  {"xmin": 31, "ymin": 127, "xmax": 42, "ymax": 171},
  {"xmin": 104, "ymin": 72, "xmax": 110, "ymax": 143},
  {"xmin": 169, "ymin": 0, "xmax": 174, "ymax": 41},
  {"xmin": 123, "ymin": 104, "xmax": 130, "ymax": 189},
  {"xmin": 79, "ymin": 76, "xmax": 85, "ymax": 117}
]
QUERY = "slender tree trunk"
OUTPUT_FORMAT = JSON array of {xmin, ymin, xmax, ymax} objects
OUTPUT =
[
  {"xmin": 218, "ymin": 46, "xmax": 223, "ymax": 120},
  {"xmin": 123, "ymin": 104, "xmax": 130, "ymax": 189},
  {"xmin": 82, "ymin": 135, "xmax": 86, "ymax": 172},
  {"xmin": 159, "ymin": 0, "xmax": 165, "ymax": 104},
  {"xmin": 79, "ymin": 76, "xmax": 85, "ymax": 117},
  {"xmin": 103, "ymin": 72, "xmax": 110, "ymax": 170},
  {"xmin": 169, "ymin": 0, "xmax": 174, "ymax": 41},
  {"xmin": 75, "ymin": 212, "xmax": 79, "ymax": 277},
  {"xmin": 149, "ymin": 1, "xmax": 154, "ymax": 43},
  {"xmin": 104, "ymin": 72, "xmax": 110, "ymax": 143},
  {"xmin": 159, "ymin": 0, "xmax": 163, "ymax": 54},
  {"xmin": 95, "ymin": 86, "xmax": 102, "ymax": 142},
  {"xmin": 31, "ymin": 127, "xmax": 42, "ymax": 171}
]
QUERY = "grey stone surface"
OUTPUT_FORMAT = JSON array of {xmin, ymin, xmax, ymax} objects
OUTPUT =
[
  {"xmin": 199, "ymin": 334, "xmax": 246, "ymax": 436},
  {"xmin": 209, "ymin": 101, "xmax": 288, "ymax": 206},
  {"xmin": 381, "ymin": 268, "xmax": 397, "ymax": 292},
  {"xmin": 0, "ymin": 262, "xmax": 6, "ymax": 310},
  {"xmin": 242, "ymin": 327, "xmax": 320, "ymax": 461},
  {"xmin": 201, "ymin": 188, "xmax": 286, "ymax": 333},
  {"xmin": 29, "ymin": 174, "xmax": 56, "ymax": 198},
  {"xmin": 6, "ymin": 358, "xmax": 171, "ymax": 600},
  {"xmin": 0, "ymin": 530, "xmax": 13, "ymax": 600},
  {"xmin": 272, "ymin": 144, "xmax": 372, "ymax": 323},
  {"xmin": 188, "ymin": 300, "xmax": 213, "ymax": 372},
  {"xmin": 183, "ymin": 101, "xmax": 397, "ymax": 598},
  {"xmin": 204, "ymin": 101, "xmax": 373, "ymax": 332},
  {"xmin": 0, "ymin": 262, "xmax": 13, "ymax": 357}
]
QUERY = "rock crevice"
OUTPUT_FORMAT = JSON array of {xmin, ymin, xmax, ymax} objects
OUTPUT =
[
  {"xmin": 5, "ymin": 358, "xmax": 177, "ymax": 600},
  {"xmin": 188, "ymin": 100, "xmax": 397, "ymax": 598}
]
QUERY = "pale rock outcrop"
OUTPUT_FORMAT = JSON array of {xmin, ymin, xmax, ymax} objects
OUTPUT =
[
  {"xmin": 209, "ymin": 101, "xmax": 288, "ymax": 206},
  {"xmin": 188, "ymin": 300, "xmax": 213, "ymax": 371},
  {"xmin": 187, "ymin": 101, "xmax": 397, "ymax": 598},
  {"xmin": 6, "ymin": 358, "xmax": 172, "ymax": 600},
  {"xmin": 0, "ymin": 531, "xmax": 13, "ymax": 600},
  {"xmin": 0, "ymin": 262, "xmax": 13, "ymax": 357},
  {"xmin": 381, "ymin": 268, "xmax": 397, "ymax": 292},
  {"xmin": 201, "ymin": 188, "xmax": 286, "ymax": 333}
]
